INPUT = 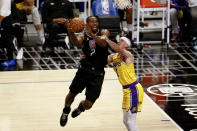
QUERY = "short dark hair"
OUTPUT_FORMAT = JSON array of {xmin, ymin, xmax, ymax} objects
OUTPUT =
[{"xmin": 86, "ymin": 16, "xmax": 99, "ymax": 23}]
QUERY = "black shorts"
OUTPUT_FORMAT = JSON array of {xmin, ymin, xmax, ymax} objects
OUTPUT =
[{"xmin": 69, "ymin": 66, "xmax": 105, "ymax": 103}]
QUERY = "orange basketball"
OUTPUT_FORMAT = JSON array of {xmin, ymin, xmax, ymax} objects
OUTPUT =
[{"xmin": 69, "ymin": 17, "xmax": 85, "ymax": 33}]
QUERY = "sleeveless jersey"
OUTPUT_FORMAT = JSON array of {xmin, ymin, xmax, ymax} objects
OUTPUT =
[
  {"xmin": 112, "ymin": 52, "xmax": 137, "ymax": 86},
  {"xmin": 80, "ymin": 31, "xmax": 109, "ymax": 70},
  {"xmin": 112, "ymin": 52, "xmax": 144, "ymax": 113}
]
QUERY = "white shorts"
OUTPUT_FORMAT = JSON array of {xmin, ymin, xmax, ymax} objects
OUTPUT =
[{"xmin": 114, "ymin": 0, "xmax": 132, "ymax": 10}]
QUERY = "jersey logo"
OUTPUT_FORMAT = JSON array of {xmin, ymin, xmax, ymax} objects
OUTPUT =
[
  {"xmin": 132, "ymin": 107, "xmax": 136, "ymax": 112},
  {"xmin": 113, "ymin": 62, "xmax": 121, "ymax": 67},
  {"xmin": 89, "ymin": 40, "xmax": 96, "ymax": 56},
  {"xmin": 89, "ymin": 40, "xmax": 96, "ymax": 49}
]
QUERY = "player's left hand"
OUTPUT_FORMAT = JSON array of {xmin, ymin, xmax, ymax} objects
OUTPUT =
[
  {"xmin": 100, "ymin": 35, "xmax": 108, "ymax": 41},
  {"xmin": 101, "ymin": 29, "xmax": 110, "ymax": 37}
]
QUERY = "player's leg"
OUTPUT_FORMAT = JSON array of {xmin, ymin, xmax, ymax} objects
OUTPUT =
[
  {"xmin": 31, "ymin": 7, "xmax": 45, "ymax": 45},
  {"xmin": 123, "ymin": 110, "xmax": 137, "ymax": 131},
  {"xmin": 60, "ymin": 91, "xmax": 77, "ymax": 126},
  {"xmin": 71, "ymin": 99, "xmax": 93, "ymax": 118},
  {"xmin": 122, "ymin": 82, "xmax": 140, "ymax": 131},
  {"xmin": 122, "ymin": 82, "xmax": 144, "ymax": 130},
  {"xmin": 60, "ymin": 68, "xmax": 86, "ymax": 126},
  {"xmin": 170, "ymin": 8, "xmax": 179, "ymax": 41},
  {"xmin": 71, "ymin": 69, "xmax": 105, "ymax": 118}
]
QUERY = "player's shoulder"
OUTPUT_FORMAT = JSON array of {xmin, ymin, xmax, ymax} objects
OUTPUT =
[
  {"xmin": 126, "ymin": 51, "xmax": 134, "ymax": 63},
  {"xmin": 113, "ymin": 53, "xmax": 119, "ymax": 58}
]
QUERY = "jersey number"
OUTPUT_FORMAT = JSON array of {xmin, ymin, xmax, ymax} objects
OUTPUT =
[{"xmin": 90, "ymin": 49, "xmax": 96, "ymax": 56}]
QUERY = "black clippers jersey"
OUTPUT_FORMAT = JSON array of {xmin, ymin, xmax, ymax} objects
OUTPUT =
[{"xmin": 80, "ymin": 31, "xmax": 109, "ymax": 69}]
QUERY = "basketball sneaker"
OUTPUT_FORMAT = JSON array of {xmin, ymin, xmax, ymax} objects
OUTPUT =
[
  {"xmin": 60, "ymin": 107, "xmax": 71, "ymax": 127},
  {"xmin": 71, "ymin": 108, "xmax": 82, "ymax": 118},
  {"xmin": 71, "ymin": 102, "xmax": 85, "ymax": 118}
]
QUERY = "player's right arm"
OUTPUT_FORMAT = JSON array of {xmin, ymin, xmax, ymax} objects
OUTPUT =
[{"xmin": 65, "ymin": 20, "xmax": 84, "ymax": 48}]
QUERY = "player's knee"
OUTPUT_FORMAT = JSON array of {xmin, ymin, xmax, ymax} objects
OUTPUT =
[
  {"xmin": 123, "ymin": 119, "xmax": 127, "ymax": 126},
  {"xmin": 67, "ymin": 92, "xmax": 76, "ymax": 100},
  {"xmin": 83, "ymin": 100, "xmax": 93, "ymax": 110}
]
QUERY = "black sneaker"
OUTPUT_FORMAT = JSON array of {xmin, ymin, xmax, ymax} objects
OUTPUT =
[
  {"xmin": 60, "ymin": 113, "xmax": 69, "ymax": 126},
  {"xmin": 71, "ymin": 108, "xmax": 82, "ymax": 118},
  {"xmin": 60, "ymin": 107, "xmax": 71, "ymax": 127}
]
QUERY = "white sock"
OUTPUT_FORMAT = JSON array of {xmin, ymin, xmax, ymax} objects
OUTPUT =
[
  {"xmin": 127, "ymin": 24, "xmax": 134, "ymax": 32},
  {"xmin": 123, "ymin": 110, "xmax": 137, "ymax": 131}
]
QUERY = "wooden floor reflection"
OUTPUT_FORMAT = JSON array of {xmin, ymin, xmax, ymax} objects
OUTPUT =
[{"xmin": 0, "ymin": 69, "xmax": 182, "ymax": 131}]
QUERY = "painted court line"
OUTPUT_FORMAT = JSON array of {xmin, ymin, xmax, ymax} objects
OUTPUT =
[
  {"xmin": 145, "ymin": 93, "xmax": 184, "ymax": 131},
  {"xmin": 0, "ymin": 78, "xmax": 183, "ymax": 130},
  {"xmin": 0, "ymin": 79, "xmax": 118, "ymax": 85}
]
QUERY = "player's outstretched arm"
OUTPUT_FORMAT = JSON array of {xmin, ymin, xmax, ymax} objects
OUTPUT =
[
  {"xmin": 102, "ymin": 36, "xmax": 126, "ymax": 56},
  {"xmin": 102, "ymin": 36, "xmax": 133, "ymax": 64}
]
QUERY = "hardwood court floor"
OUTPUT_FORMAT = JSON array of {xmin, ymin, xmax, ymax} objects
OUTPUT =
[{"xmin": 0, "ymin": 69, "xmax": 181, "ymax": 131}]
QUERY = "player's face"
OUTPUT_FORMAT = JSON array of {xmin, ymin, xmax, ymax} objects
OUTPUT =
[
  {"xmin": 87, "ymin": 17, "xmax": 99, "ymax": 33},
  {"xmin": 118, "ymin": 39, "xmax": 128, "ymax": 49}
]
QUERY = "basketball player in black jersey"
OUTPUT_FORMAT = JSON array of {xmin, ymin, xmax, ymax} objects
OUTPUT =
[{"xmin": 60, "ymin": 16, "xmax": 110, "ymax": 127}]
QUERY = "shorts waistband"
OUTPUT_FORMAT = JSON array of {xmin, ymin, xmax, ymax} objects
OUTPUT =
[{"xmin": 123, "ymin": 81, "xmax": 138, "ymax": 89}]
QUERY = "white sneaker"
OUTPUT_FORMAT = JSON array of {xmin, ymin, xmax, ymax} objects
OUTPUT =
[{"xmin": 16, "ymin": 48, "xmax": 23, "ymax": 60}]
